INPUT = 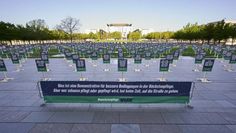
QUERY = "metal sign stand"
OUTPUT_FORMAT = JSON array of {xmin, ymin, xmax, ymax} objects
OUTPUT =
[
  {"xmin": 193, "ymin": 64, "xmax": 200, "ymax": 72},
  {"xmin": 186, "ymin": 82, "xmax": 195, "ymax": 109},
  {"xmin": 41, "ymin": 69, "xmax": 51, "ymax": 81},
  {"xmin": 158, "ymin": 72, "xmax": 167, "ymax": 81},
  {"xmin": 41, "ymin": 72, "xmax": 47, "ymax": 81},
  {"xmin": 225, "ymin": 64, "xmax": 235, "ymax": 72},
  {"xmin": 68, "ymin": 60, "xmax": 73, "ymax": 67},
  {"xmin": 92, "ymin": 60, "xmax": 97, "ymax": 67},
  {"xmin": 104, "ymin": 64, "xmax": 110, "ymax": 72},
  {"xmin": 119, "ymin": 72, "xmax": 126, "ymax": 82},
  {"xmin": 198, "ymin": 72, "xmax": 211, "ymax": 82},
  {"xmin": 79, "ymin": 72, "xmax": 87, "ymax": 81},
  {"xmin": 171, "ymin": 60, "xmax": 177, "ymax": 67},
  {"xmin": 16, "ymin": 63, "xmax": 23, "ymax": 72},
  {"xmin": 36, "ymin": 81, "xmax": 46, "ymax": 107},
  {"xmin": 0, "ymin": 72, "xmax": 14, "ymax": 83},
  {"xmin": 134, "ymin": 64, "xmax": 141, "ymax": 72},
  {"xmin": 13, "ymin": 60, "xmax": 24, "ymax": 72}
]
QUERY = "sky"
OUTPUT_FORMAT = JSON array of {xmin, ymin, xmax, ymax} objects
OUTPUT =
[{"xmin": 0, "ymin": 0, "xmax": 236, "ymax": 32}]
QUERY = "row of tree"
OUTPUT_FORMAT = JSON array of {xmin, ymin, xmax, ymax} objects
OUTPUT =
[
  {"xmin": 72, "ymin": 31, "xmax": 122, "ymax": 40},
  {"xmin": 0, "ymin": 18, "xmax": 73, "ymax": 44},
  {"xmin": 0, "ymin": 18, "xmax": 125, "ymax": 44},
  {"xmin": 144, "ymin": 20, "xmax": 236, "ymax": 45},
  {"xmin": 1, "ymin": 18, "xmax": 236, "ymax": 44},
  {"xmin": 172, "ymin": 20, "xmax": 236, "ymax": 44},
  {"xmin": 144, "ymin": 31, "xmax": 174, "ymax": 41}
]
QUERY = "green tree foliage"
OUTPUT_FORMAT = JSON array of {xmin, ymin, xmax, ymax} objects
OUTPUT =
[
  {"xmin": 97, "ymin": 29, "xmax": 107, "ymax": 40},
  {"xmin": 173, "ymin": 20, "xmax": 236, "ymax": 45},
  {"xmin": 109, "ymin": 31, "xmax": 122, "ymax": 40},
  {"xmin": 144, "ymin": 31, "xmax": 173, "ymax": 41},
  {"xmin": 1, "ymin": 19, "xmax": 236, "ymax": 44},
  {"xmin": 127, "ymin": 31, "xmax": 142, "ymax": 41}
]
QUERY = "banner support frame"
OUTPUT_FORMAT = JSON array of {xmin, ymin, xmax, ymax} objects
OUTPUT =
[
  {"xmin": 36, "ymin": 81, "xmax": 46, "ymax": 107},
  {"xmin": 186, "ymin": 81, "xmax": 195, "ymax": 109}
]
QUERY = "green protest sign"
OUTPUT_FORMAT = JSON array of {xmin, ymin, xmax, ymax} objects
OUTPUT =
[
  {"xmin": 11, "ymin": 54, "xmax": 20, "ymax": 64},
  {"xmin": 134, "ymin": 54, "xmax": 142, "ymax": 64},
  {"xmin": 41, "ymin": 53, "xmax": 49, "ymax": 64},
  {"xmin": 91, "ymin": 52, "xmax": 98, "ymax": 60},
  {"xmin": 0, "ymin": 59, "xmax": 7, "ymax": 72},
  {"xmin": 72, "ymin": 54, "xmax": 80, "ymax": 63},
  {"xmin": 118, "ymin": 59, "xmax": 127, "ymax": 72},
  {"xmin": 195, "ymin": 54, "xmax": 204, "ymax": 64},
  {"xmin": 103, "ymin": 54, "xmax": 110, "ymax": 64},
  {"xmin": 202, "ymin": 59, "xmax": 215, "ymax": 72},
  {"xmin": 76, "ymin": 59, "xmax": 86, "ymax": 71},
  {"xmin": 229, "ymin": 54, "xmax": 236, "ymax": 64},
  {"xmin": 35, "ymin": 59, "xmax": 47, "ymax": 72},
  {"xmin": 160, "ymin": 59, "xmax": 169, "ymax": 72}
]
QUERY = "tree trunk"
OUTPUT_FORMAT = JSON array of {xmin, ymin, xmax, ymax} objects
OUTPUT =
[{"xmin": 70, "ymin": 35, "xmax": 73, "ymax": 43}]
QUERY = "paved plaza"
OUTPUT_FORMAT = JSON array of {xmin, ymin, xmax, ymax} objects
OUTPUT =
[{"xmin": 0, "ymin": 57, "xmax": 236, "ymax": 133}]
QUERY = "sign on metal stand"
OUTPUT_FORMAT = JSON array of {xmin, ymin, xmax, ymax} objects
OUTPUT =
[
  {"xmin": 103, "ymin": 54, "xmax": 110, "ymax": 72},
  {"xmin": 193, "ymin": 54, "xmax": 204, "ymax": 72},
  {"xmin": 0, "ymin": 59, "xmax": 13, "ymax": 82},
  {"xmin": 159, "ymin": 59, "xmax": 169, "ymax": 81},
  {"xmin": 75, "ymin": 59, "xmax": 87, "ymax": 81},
  {"xmin": 198, "ymin": 59, "xmax": 215, "ymax": 82},
  {"xmin": 11, "ymin": 54, "xmax": 23, "ymax": 72},
  {"xmin": 226, "ymin": 54, "xmax": 236, "ymax": 72},
  {"xmin": 35, "ymin": 59, "xmax": 50, "ymax": 81},
  {"xmin": 118, "ymin": 59, "xmax": 127, "ymax": 82},
  {"xmin": 134, "ymin": 54, "xmax": 142, "ymax": 72}
]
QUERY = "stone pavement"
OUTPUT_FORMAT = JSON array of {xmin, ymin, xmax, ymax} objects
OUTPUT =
[{"xmin": 0, "ymin": 57, "xmax": 236, "ymax": 133}]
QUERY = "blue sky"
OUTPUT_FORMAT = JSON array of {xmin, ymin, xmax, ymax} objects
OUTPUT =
[{"xmin": 0, "ymin": 0, "xmax": 235, "ymax": 32}]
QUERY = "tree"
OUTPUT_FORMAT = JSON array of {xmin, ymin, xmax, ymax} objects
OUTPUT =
[
  {"xmin": 212, "ymin": 20, "xmax": 225, "ymax": 44},
  {"xmin": 57, "ymin": 16, "xmax": 80, "ymax": 43},
  {"xmin": 97, "ymin": 29, "xmax": 107, "ymax": 40},
  {"xmin": 88, "ymin": 32, "xmax": 98, "ymax": 40},
  {"xmin": 202, "ymin": 23, "xmax": 215, "ymax": 44},
  {"xmin": 0, "ymin": 21, "xmax": 19, "ymax": 44},
  {"xmin": 228, "ymin": 24, "xmax": 236, "ymax": 45},
  {"xmin": 26, "ymin": 19, "xmax": 47, "ymax": 31},
  {"xmin": 161, "ymin": 31, "xmax": 174, "ymax": 42},
  {"xmin": 109, "ymin": 31, "xmax": 122, "ymax": 40},
  {"xmin": 127, "ymin": 31, "xmax": 142, "ymax": 41}
]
